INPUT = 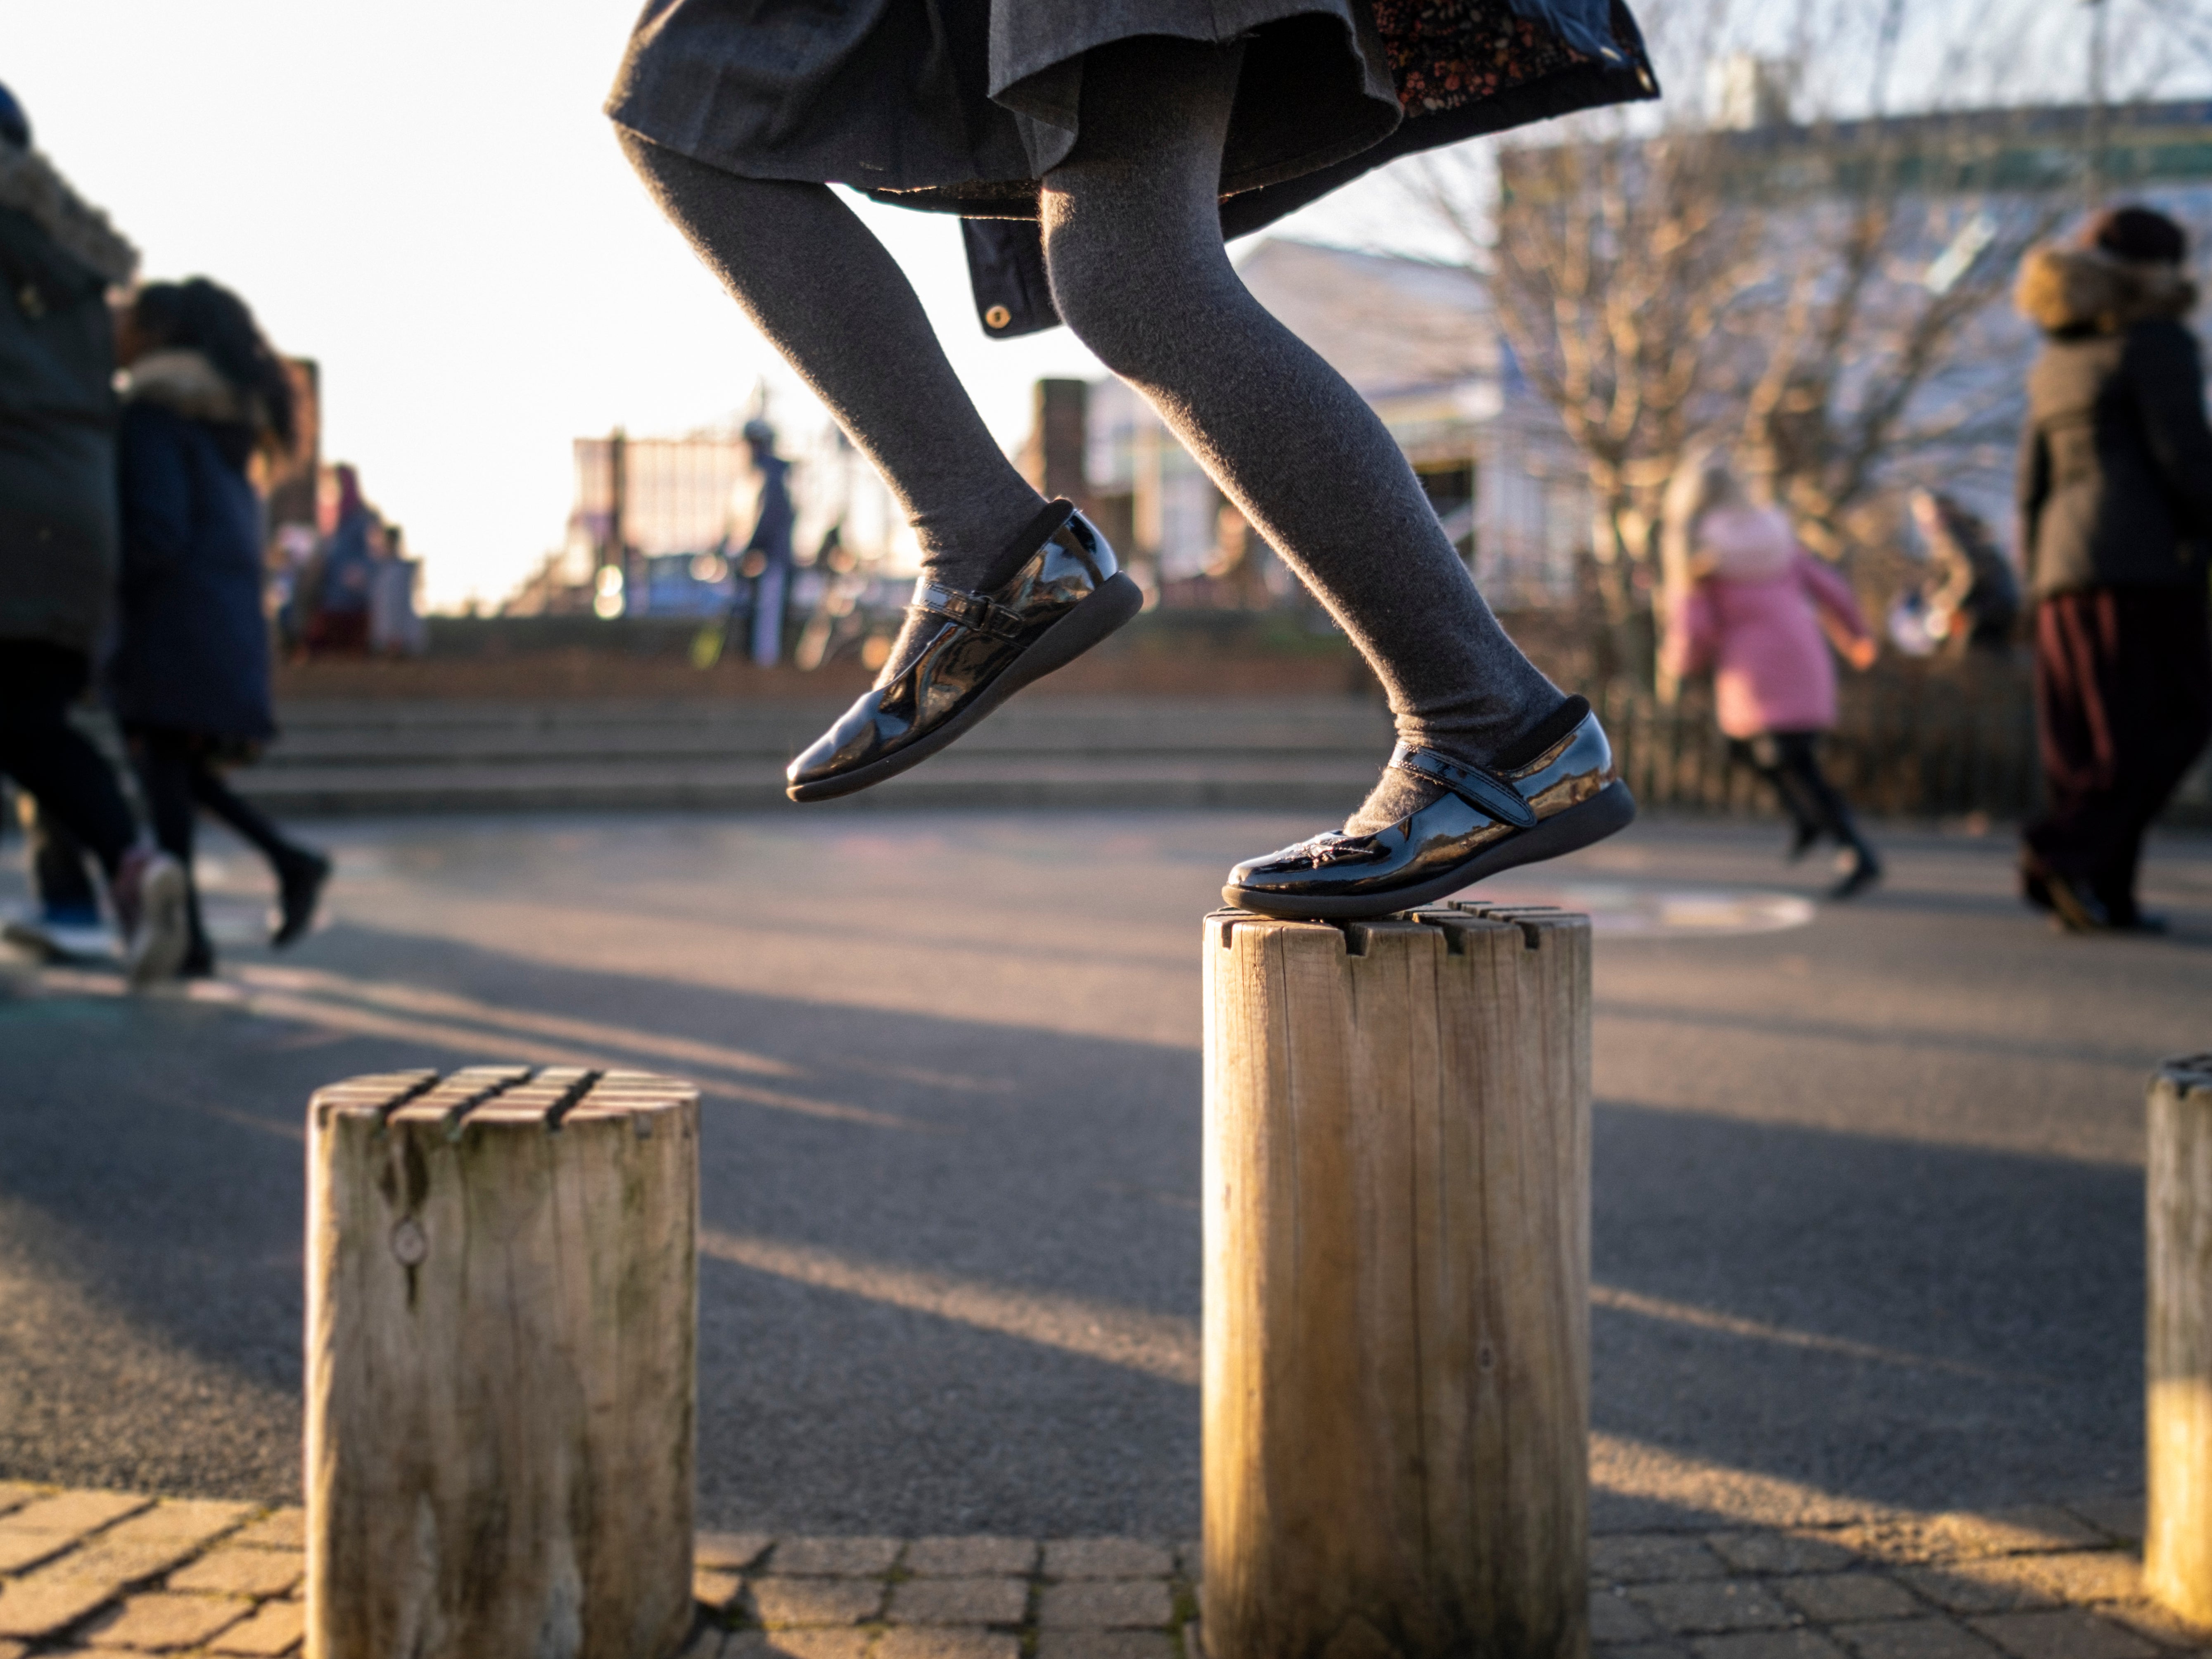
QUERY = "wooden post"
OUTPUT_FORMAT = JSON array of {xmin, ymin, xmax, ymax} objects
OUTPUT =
[
  {"xmin": 306, "ymin": 1066, "xmax": 699, "ymax": 1659},
  {"xmin": 1202, "ymin": 903, "xmax": 1590, "ymax": 1659},
  {"xmin": 2146, "ymin": 1053, "xmax": 2212, "ymax": 1624}
]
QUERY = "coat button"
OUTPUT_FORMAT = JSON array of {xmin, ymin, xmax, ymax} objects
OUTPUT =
[{"xmin": 984, "ymin": 304, "xmax": 1012, "ymax": 330}]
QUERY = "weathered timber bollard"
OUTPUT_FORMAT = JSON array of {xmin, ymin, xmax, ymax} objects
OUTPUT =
[
  {"xmin": 306, "ymin": 1066, "xmax": 699, "ymax": 1659},
  {"xmin": 2147, "ymin": 1053, "xmax": 2212, "ymax": 1624},
  {"xmin": 1203, "ymin": 902, "xmax": 1591, "ymax": 1659}
]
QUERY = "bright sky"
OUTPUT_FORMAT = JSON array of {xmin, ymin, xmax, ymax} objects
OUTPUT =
[{"xmin": 4, "ymin": 2, "xmax": 1428, "ymax": 611}]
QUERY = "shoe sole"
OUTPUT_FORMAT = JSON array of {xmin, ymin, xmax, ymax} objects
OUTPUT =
[
  {"xmin": 788, "ymin": 572, "xmax": 1146, "ymax": 803},
  {"xmin": 1223, "ymin": 777, "xmax": 1639, "ymax": 921},
  {"xmin": 126, "ymin": 859, "xmax": 192, "ymax": 988}
]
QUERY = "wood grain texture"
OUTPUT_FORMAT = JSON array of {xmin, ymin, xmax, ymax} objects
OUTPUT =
[
  {"xmin": 2147, "ymin": 1054, "xmax": 2212, "ymax": 1625},
  {"xmin": 1202, "ymin": 904, "xmax": 1591, "ymax": 1659},
  {"xmin": 306, "ymin": 1066, "xmax": 699, "ymax": 1659}
]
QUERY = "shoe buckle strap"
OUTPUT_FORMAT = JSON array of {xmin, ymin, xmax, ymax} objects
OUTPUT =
[
  {"xmin": 912, "ymin": 580, "xmax": 1026, "ymax": 641},
  {"xmin": 1388, "ymin": 744, "xmax": 1539, "ymax": 830}
]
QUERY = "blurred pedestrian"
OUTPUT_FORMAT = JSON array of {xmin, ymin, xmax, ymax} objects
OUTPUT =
[
  {"xmin": 1907, "ymin": 489, "xmax": 2019, "ymax": 656},
  {"xmin": 1661, "ymin": 456, "xmax": 1883, "ymax": 899},
  {"xmin": 368, "ymin": 522, "xmax": 426, "ymax": 656},
  {"xmin": 109, "ymin": 277, "xmax": 332, "ymax": 976},
  {"xmin": 737, "ymin": 418, "xmax": 793, "ymax": 666},
  {"xmin": 2015, "ymin": 206, "xmax": 2212, "ymax": 933},
  {"xmin": 0, "ymin": 81, "xmax": 189, "ymax": 983},
  {"xmin": 305, "ymin": 463, "xmax": 375, "ymax": 655}
]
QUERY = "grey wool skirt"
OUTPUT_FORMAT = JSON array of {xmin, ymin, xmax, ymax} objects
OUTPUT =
[{"xmin": 607, "ymin": 0, "xmax": 1657, "ymax": 232}]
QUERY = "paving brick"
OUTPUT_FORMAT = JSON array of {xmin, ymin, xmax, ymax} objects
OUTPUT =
[
  {"xmin": 888, "ymin": 1576, "xmax": 1030, "ymax": 1626},
  {"xmin": 1174, "ymin": 1539, "xmax": 1201, "ymax": 1576},
  {"xmin": 110, "ymin": 1501, "xmax": 256, "ymax": 1546},
  {"xmin": 1692, "ymin": 1631, "xmax": 1852, "ymax": 1659},
  {"xmin": 695, "ymin": 1567, "xmax": 745, "ymax": 1610},
  {"xmin": 878, "ymin": 1631, "xmax": 1025, "ymax": 1659},
  {"xmin": 227, "ymin": 1511, "xmax": 304, "ymax": 1552},
  {"xmin": 1044, "ymin": 1540, "xmax": 1175, "ymax": 1581},
  {"xmin": 1595, "ymin": 1644, "xmax": 1694, "ymax": 1659},
  {"xmin": 2092, "ymin": 1597, "xmax": 2212, "ymax": 1647},
  {"xmin": 697, "ymin": 1531, "xmax": 775, "ymax": 1571},
  {"xmin": 1779, "ymin": 1575, "xmax": 1929, "ymax": 1623},
  {"xmin": 1837, "ymin": 1619, "xmax": 2007, "ymax": 1659},
  {"xmin": 749, "ymin": 1577, "xmax": 885, "ymax": 1627},
  {"xmin": 1632, "ymin": 1581, "xmax": 1796, "ymax": 1635},
  {"xmin": 1039, "ymin": 1580, "xmax": 1175, "ymax": 1630},
  {"xmin": 36, "ymin": 1539, "xmax": 202, "ymax": 1590},
  {"xmin": 0, "ymin": 1572, "xmax": 125, "ymax": 1640},
  {"xmin": 207, "ymin": 1599, "xmax": 305, "ymax": 1656},
  {"xmin": 1968, "ymin": 1612, "xmax": 2157, "ymax": 1659},
  {"xmin": 2060, "ymin": 1502, "xmax": 2144, "ymax": 1548},
  {"xmin": 768, "ymin": 1537, "xmax": 903, "ymax": 1577},
  {"xmin": 2013, "ymin": 1554, "xmax": 2141, "ymax": 1605},
  {"xmin": 905, "ymin": 1537, "xmax": 1038, "ymax": 1577},
  {"xmin": 1597, "ymin": 1537, "xmax": 1733, "ymax": 1585},
  {"xmin": 1897, "ymin": 1562, "xmax": 2064, "ymax": 1616},
  {"xmin": 1033, "ymin": 1636, "xmax": 1181, "ymax": 1659},
  {"xmin": 0, "ymin": 1531, "xmax": 73, "ymax": 1574},
  {"xmin": 1710, "ymin": 1533, "xmax": 1864, "ymax": 1576},
  {"xmin": 1594, "ymin": 1588, "xmax": 1663, "ymax": 1643},
  {"xmin": 166, "ymin": 1547, "xmax": 305, "ymax": 1598},
  {"xmin": 725, "ymin": 1633, "xmax": 873, "ymax": 1659},
  {"xmin": 82, "ymin": 1590, "xmax": 249, "ymax": 1650},
  {"xmin": 1932, "ymin": 1512, "xmax": 2107, "ymax": 1562},
  {"xmin": 0, "ymin": 1491, "xmax": 150, "ymax": 1540}
]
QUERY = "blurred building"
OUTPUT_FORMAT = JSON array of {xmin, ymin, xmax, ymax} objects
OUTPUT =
[
  {"xmin": 504, "ymin": 420, "xmax": 914, "ymax": 618},
  {"xmin": 1074, "ymin": 238, "xmax": 1588, "ymax": 608}
]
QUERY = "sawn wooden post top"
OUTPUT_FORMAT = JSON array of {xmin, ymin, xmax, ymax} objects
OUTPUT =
[
  {"xmin": 308, "ymin": 1064, "xmax": 697, "ymax": 1135},
  {"xmin": 1206, "ymin": 898, "xmax": 1592, "ymax": 955}
]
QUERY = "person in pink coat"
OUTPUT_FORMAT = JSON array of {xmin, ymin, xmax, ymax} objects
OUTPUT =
[{"xmin": 1661, "ymin": 460, "xmax": 1883, "ymax": 898}]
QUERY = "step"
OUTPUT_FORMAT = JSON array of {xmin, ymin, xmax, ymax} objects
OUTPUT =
[{"xmin": 239, "ymin": 696, "xmax": 1397, "ymax": 815}]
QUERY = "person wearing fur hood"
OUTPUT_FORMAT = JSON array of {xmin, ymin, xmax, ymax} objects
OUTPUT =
[
  {"xmin": 109, "ymin": 279, "xmax": 332, "ymax": 976},
  {"xmin": 2014, "ymin": 204, "xmax": 2212, "ymax": 933},
  {"xmin": 0, "ymin": 81, "xmax": 191, "ymax": 984}
]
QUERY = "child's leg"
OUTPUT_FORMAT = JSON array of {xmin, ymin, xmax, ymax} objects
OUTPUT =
[
  {"xmin": 619, "ymin": 137, "xmax": 1047, "ymax": 594},
  {"xmin": 1737, "ymin": 736, "xmax": 1827, "ymax": 848},
  {"xmin": 1038, "ymin": 35, "xmax": 1566, "ymax": 832},
  {"xmin": 188, "ymin": 758, "xmax": 313, "ymax": 871},
  {"xmin": 128, "ymin": 729, "xmax": 211, "ymax": 965},
  {"xmin": 1773, "ymin": 735, "xmax": 1861, "ymax": 846}
]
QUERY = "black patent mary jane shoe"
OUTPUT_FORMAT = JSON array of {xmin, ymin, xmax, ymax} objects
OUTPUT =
[
  {"xmin": 1223, "ymin": 702, "xmax": 1637, "ymax": 920},
  {"xmin": 787, "ymin": 500, "xmax": 1142, "ymax": 802}
]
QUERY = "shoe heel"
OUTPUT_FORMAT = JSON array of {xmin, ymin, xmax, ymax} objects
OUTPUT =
[{"xmin": 1008, "ymin": 572, "xmax": 1144, "ymax": 686}]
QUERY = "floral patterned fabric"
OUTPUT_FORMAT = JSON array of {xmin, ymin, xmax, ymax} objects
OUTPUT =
[{"xmin": 1368, "ymin": 0, "xmax": 1598, "ymax": 115}]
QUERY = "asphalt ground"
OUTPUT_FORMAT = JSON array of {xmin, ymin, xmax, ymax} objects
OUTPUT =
[{"xmin": 2, "ymin": 808, "xmax": 2208, "ymax": 1538}]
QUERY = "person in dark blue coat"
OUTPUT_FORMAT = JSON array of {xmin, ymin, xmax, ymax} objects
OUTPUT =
[{"xmin": 109, "ymin": 278, "xmax": 330, "ymax": 975}]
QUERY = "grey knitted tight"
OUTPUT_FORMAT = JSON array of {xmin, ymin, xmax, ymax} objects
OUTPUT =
[{"xmin": 620, "ymin": 33, "xmax": 1563, "ymax": 826}]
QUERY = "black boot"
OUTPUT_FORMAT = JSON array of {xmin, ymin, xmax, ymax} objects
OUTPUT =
[
  {"xmin": 1828, "ymin": 840, "xmax": 1882, "ymax": 901},
  {"xmin": 272, "ymin": 848, "xmax": 332, "ymax": 947}
]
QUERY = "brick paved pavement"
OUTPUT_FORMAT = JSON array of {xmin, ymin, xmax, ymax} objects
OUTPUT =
[{"xmin": 0, "ymin": 1481, "xmax": 2200, "ymax": 1658}]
